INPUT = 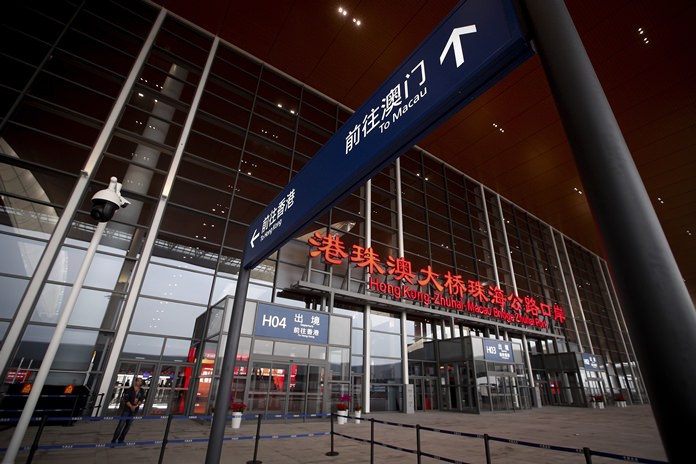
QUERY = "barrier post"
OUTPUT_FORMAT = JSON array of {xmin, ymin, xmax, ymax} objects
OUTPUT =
[
  {"xmin": 247, "ymin": 414, "xmax": 263, "ymax": 464},
  {"xmin": 26, "ymin": 415, "xmax": 47, "ymax": 464},
  {"xmin": 370, "ymin": 417, "xmax": 375, "ymax": 464},
  {"xmin": 157, "ymin": 414, "xmax": 174, "ymax": 464},
  {"xmin": 325, "ymin": 413, "xmax": 339, "ymax": 456},
  {"xmin": 484, "ymin": 433, "xmax": 491, "ymax": 464},
  {"xmin": 416, "ymin": 424, "xmax": 422, "ymax": 464},
  {"xmin": 583, "ymin": 447, "xmax": 593, "ymax": 463}
]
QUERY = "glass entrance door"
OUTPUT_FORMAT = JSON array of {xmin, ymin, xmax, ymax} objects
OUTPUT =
[
  {"xmin": 412, "ymin": 377, "xmax": 438, "ymax": 411},
  {"xmin": 249, "ymin": 361, "xmax": 325, "ymax": 416},
  {"xmin": 108, "ymin": 362, "xmax": 155, "ymax": 415},
  {"xmin": 110, "ymin": 362, "xmax": 193, "ymax": 416},
  {"xmin": 148, "ymin": 364, "xmax": 194, "ymax": 415}
]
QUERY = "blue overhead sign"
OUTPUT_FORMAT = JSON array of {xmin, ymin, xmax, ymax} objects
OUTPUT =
[
  {"xmin": 483, "ymin": 339, "xmax": 515, "ymax": 363},
  {"xmin": 581, "ymin": 353, "xmax": 602, "ymax": 371},
  {"xmin": 243, "ymin": 0, "xmax": 533, "ymax": 269},
  {"xmin": 255, "ymin": 303, "xmax": 329, "ymax": 344}
]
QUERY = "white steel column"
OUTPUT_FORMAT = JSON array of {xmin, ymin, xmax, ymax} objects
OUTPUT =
[
  {"xmin": 395, "ymin": 159, "xmax": 410, "ymax": 397},
  {"xmin": 559, "ymin": 235, "xmax": 593, "ymax": 353},
  {"xmin": 550, "ymin": 226, "xmax": 583, "ymax": 351},
  {"xmin": 95, "ymin": 37, "xmax": 220, "ymax": 404},
  {"xmin": 597, "ymin": 256, "xmax": 644, "ymax": 404},
  {"xmin": 0, "ymin": 10, "xmax": 167, "ymax": 378},
  {"xmin": 363, "ymin": 179, "xmax": 372, "ymax": 413},
  {"xmin": 3, "ymin": 221, "xmax": 107, "ymax": 463}
]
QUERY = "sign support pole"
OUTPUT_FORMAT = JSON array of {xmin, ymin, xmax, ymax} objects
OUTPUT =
[
  {"xmin": 522, "ymin": 2, "xmax": 696, "ymax": 461},
  {"xmin": 205, "ymin": 262, "xmax": 250, "ymax": 464}
]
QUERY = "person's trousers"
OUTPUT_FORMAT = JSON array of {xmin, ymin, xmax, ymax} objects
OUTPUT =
[{"xmin": 112, "ymin": 411, "xmax": 135, "ymax": 442}]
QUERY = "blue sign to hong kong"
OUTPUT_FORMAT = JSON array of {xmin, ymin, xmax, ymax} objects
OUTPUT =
[
  {"xmin": 242, "ymin": 0, "xmax": 533, "ymax": 269},
  {"xmin": 483, "ymin": 339, "xmax": 515, "ymax": 363},
  {"xmin": 581, "ymin": 353, "xmax": 602, "ymax": 371},
  {"xmin": 254, "ymin": 303, "xmax": 329, "ymax": 345}
]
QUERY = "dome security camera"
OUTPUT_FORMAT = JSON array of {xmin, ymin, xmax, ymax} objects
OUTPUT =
[{"xmin": 90, "ymin": 176, "xmax": 130, "ymax": 222}]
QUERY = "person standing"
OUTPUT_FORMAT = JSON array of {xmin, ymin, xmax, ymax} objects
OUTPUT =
[{"xmin": 111, "ymin": 377, "xmax": 145, "ymax": 445}]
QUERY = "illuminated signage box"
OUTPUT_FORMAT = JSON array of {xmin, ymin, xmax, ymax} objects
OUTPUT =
[
  {"xmin": 483, "ymin": 339, "xmax": 515, "ymax": 363},
  {"xmin": 254, "ymin": 303, "xmax": 329, "ymax": 345},
  {"xmin": 581, "ymin": 353, "xmax": 602, "ymax": 371}
]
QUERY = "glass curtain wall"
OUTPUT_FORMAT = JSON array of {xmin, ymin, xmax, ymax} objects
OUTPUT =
[{"xmin": 0, "ymin": 0, "xmax": 644, "ymax": 414}]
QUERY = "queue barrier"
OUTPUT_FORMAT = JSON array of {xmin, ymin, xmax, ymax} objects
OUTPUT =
[
  {"xmin": 326, "ymin": 412, "xmax": 668, "ymax": 464},
  {"xmin": 0, "ymin": 412, "xmax": 330, "ymax": 464},
  {"xmin": 0, "ymin": 411, "xmax": 667, "ymax": 464}
]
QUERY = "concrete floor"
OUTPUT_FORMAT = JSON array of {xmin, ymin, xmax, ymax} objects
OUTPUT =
[{"xmin": 0, "ymin": 405, "xmax": 667, "ymax": 463}]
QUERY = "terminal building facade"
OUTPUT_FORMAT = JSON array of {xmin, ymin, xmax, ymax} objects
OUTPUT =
[{"xmin": 0, "ymin": 0, "xmax": 646, "ymax": 417}]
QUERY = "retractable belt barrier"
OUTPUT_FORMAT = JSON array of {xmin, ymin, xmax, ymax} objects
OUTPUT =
[
  {"xmin": 0, "ymin": 412, "xmax": 667, "ymax": 464},
  {"xmin": 0, "ymin": 412, "xmax": 331, "ymax": 464},
  {"xmin": 327, "ymin": 413, "xmax": 668, "ymax": 464}
]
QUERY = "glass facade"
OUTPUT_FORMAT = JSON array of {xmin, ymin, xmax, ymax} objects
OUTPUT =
[{"xmin": 0, "ymin": 0, "xmax": 646, "ymax": 416}]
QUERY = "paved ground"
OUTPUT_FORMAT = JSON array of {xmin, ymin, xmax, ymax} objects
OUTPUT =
[{"xmin": 0, "ymin": 405, "xmax": 667, "ymax": 463}]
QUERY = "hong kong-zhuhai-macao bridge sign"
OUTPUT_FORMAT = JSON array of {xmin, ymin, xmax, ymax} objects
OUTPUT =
[{"xmin": 243, "ymin": 0, "xmax": 534, "ymax": 269}]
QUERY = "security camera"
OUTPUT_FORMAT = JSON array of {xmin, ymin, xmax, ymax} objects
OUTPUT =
[{"xmin": 90, "ymin": 176, "xmax": 130, "ymax": 222}]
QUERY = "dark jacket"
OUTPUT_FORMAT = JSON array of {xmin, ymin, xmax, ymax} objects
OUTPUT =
[{"xmin": 121, "ymin": 385, "xmax": 145, "ymax": 416}]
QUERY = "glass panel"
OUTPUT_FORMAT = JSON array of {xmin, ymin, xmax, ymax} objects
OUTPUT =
[
  {"xmin": 329, "ymin": 347, "xmax": 349, "ymax": 381},
  {"xmin": 306, "ymin": 365, "xmax": 325, "ymax": 414},
  {"xmin": 329, "ymin": 315, "xmax": 351, "ymax": 345},
  {"xmin": 0, "ymin": 275, "xmax": 28, "ymax": 319},
  {"xmin": 109, "ymin": 362, "xmax": 138, "ymax": 414},
  {"xmin": 253, "ymin": 339, "xmax": 273, "ymax": 355},
  {"xmin": 370, "ymin": 357, "xmax": 403, "ymax": 383},
  {"xmin": 309, "ymin": 345, "xmax": 326, "ymax": 360},
  {"xmin": 162, "ymin": 338, "xmax": 191, "ymax": 362},
  {"xmin": 122, "ymin": 334, "xmax": 164, "ymax": 359},
  {"xmin": 140, "ymin": 263, "xmax": 214, "ymax": 304},
  {"xmin": 370, "ymin": 332, "xmax": 401, "ymax": 358},
  {"xmin": 273, "ymin": 341, "xmax": 309, "ymax": 358},
  {"xmin": 131, "ymin": 298, "xmax": 206, "ymax": 337},
  {"xmin": 0, "ymin": 233, "xmax": 47, "ymax": 276},
  {"xmin": 290, "ymin": 364, "xmax": 307, "ymax": 393}
]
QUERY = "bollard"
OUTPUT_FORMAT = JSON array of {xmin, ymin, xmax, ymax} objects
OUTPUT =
[
  {"xmin": 326, "ymin": 412, "xmax": 339, "ymax": 456},
  {"xmin": 484, "ymin": 433, "xmax": 491, "ymax": 464},
  {"xmin": 416, "ymin": 424, "xmax": 422, "ymax": 464},
  {"xmin": 26, "ymin": 415, "xmax": 48, "ymax": 464},
  {"xmin": 370, "ymin": 417, "xmax": 375, "ymax": 464},
  {"xmin": 583, "ymin": 447, "xmax": 593, "ymax": 463},
  {"xmin": 158, "ymin": 414, "xmax": 174, "ymax": 464},
  {"xmin": 247, "ymin": 414, "xmax": 263, "ymax": 464}
]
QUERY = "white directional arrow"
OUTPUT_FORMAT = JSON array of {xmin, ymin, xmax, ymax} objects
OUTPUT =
[
  {"xmin": 250, "ymin": 229, "xmax": 260, "ymax": 248},
  {"xmin": 439, "ymin": 25, "xmax": 477, "ymax": 68}
]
